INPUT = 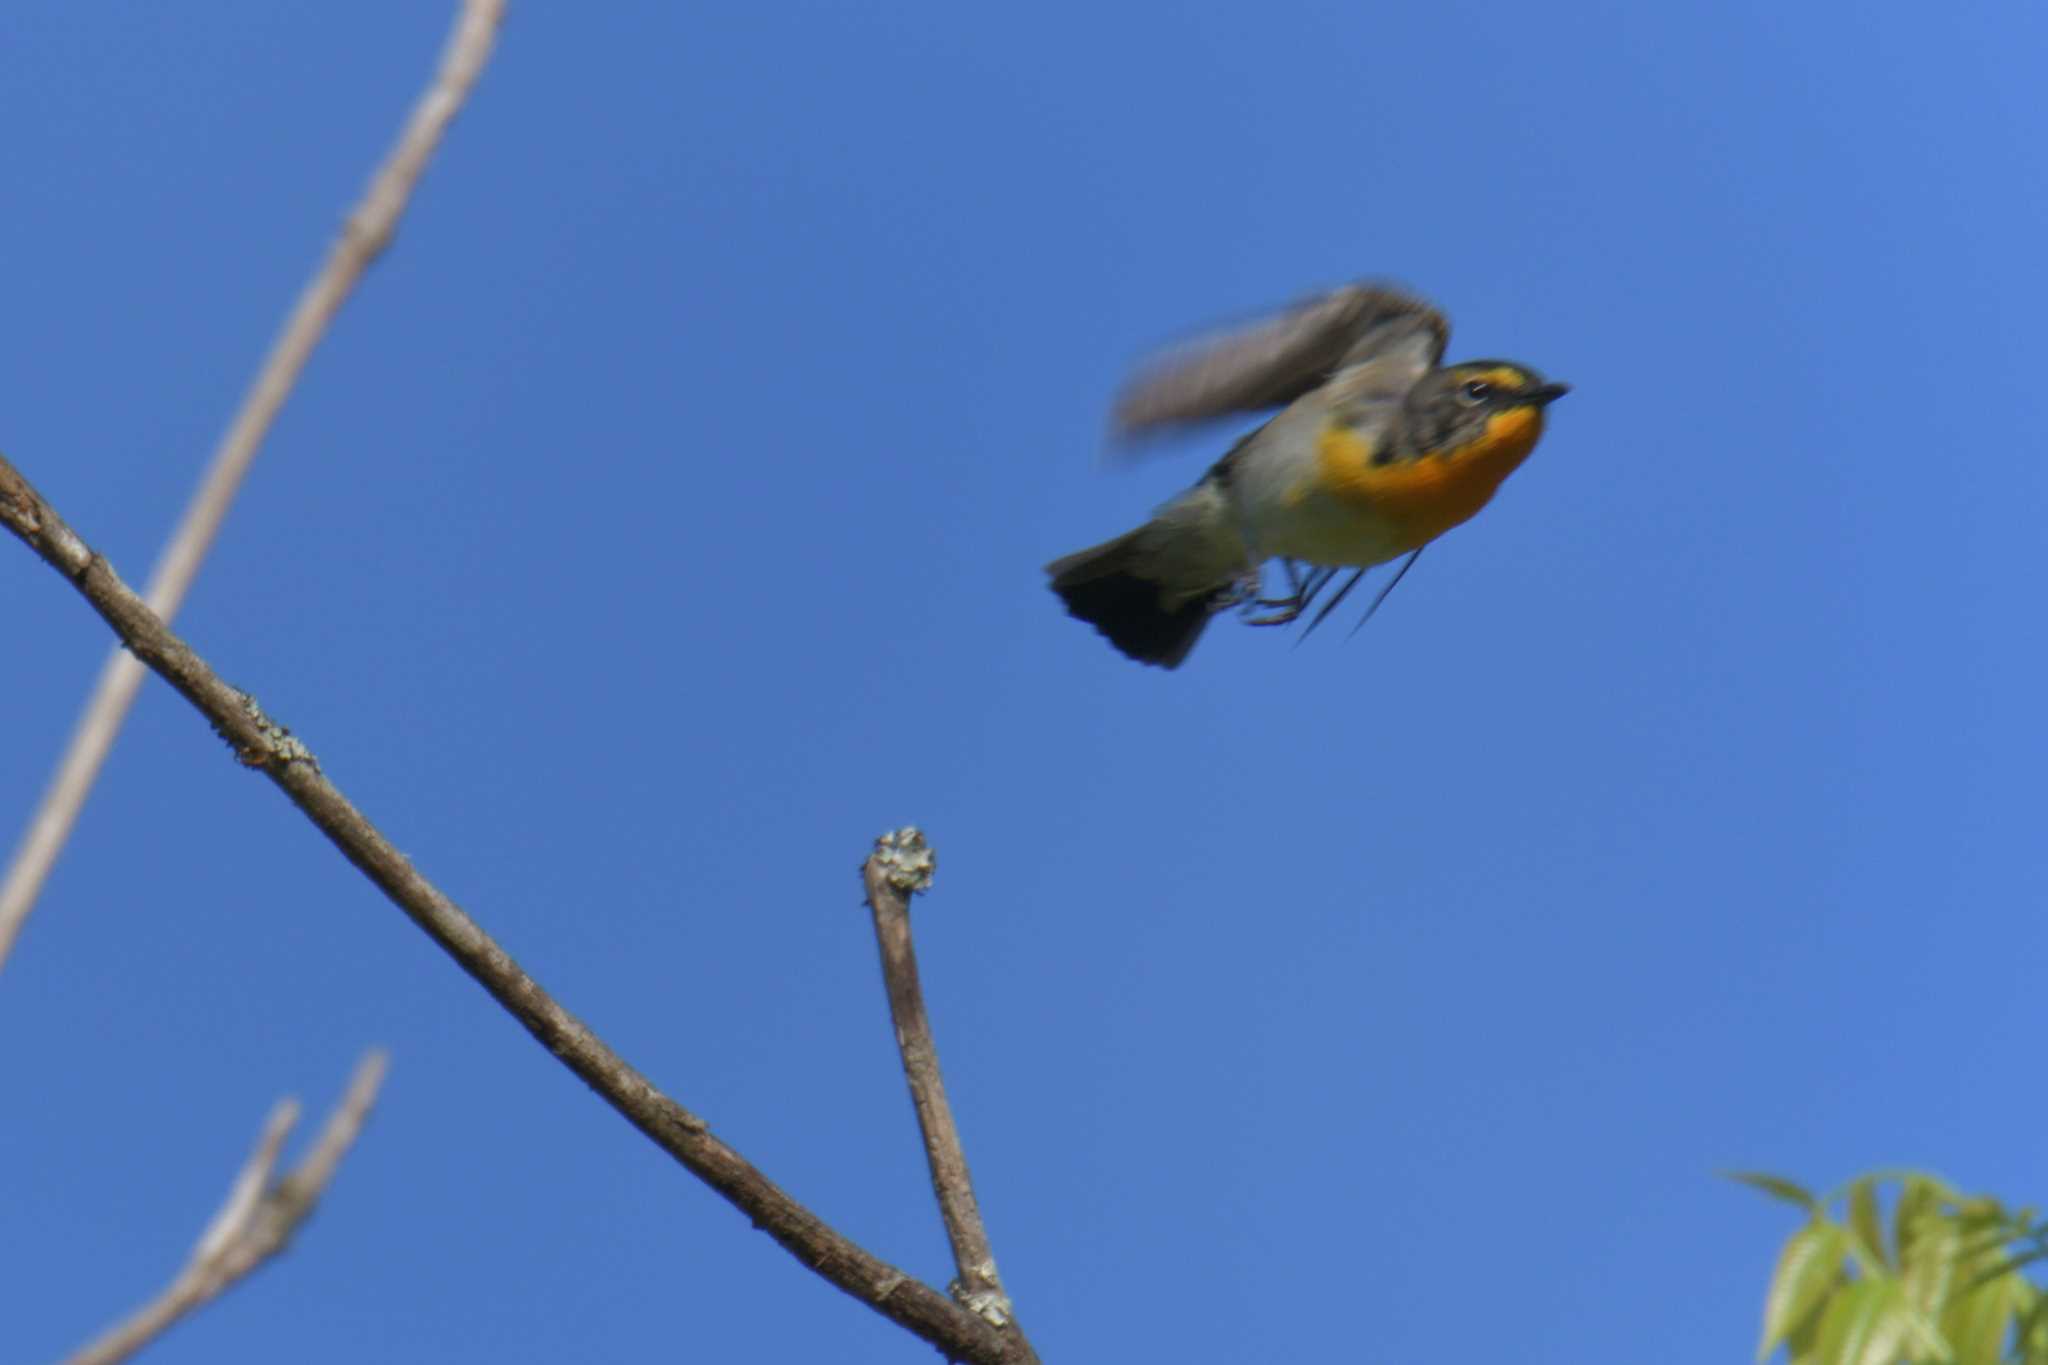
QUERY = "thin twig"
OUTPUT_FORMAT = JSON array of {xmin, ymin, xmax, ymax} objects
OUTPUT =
[
  {"xmin": 0, "ymin": 454, "xmax": 1018, "ymax": 1365},
  {"xmin": 61, "ymin": 1050, "xmax": 390, "ymax": 1365},
  {"xmin": 862, "ymin": 830, "xmax": 1033, "ymax": 1359},
  {"xmin": 0, "ymin": 0, "xmax": 508, "ymax": 975}
]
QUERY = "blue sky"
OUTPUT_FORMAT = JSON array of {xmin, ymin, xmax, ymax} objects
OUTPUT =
[{"xmin": 4, "ymin": 3, "xmax": 2045, "ymax": 1361}]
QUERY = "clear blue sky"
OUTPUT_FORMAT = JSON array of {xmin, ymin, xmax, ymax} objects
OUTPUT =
[{"xmin": 4, "ymin": 3, "xmax": 2044, "ymax": 1361}]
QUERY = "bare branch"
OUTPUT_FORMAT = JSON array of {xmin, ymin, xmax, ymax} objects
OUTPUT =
[
  {"xmin": 0, "ymin": 0, "xmax": 508, "ymax": 975},
  {"xmin": 863, "ymin": 830, "xmax": 1033, "ymax": 1358},
  {"xmin": 0, "ymin": 454, "xmax": 1018, "ymax": 1365},
  {"xmin": 61, "ymin": 1051, "xmax": 390, "ymax": 1365}
]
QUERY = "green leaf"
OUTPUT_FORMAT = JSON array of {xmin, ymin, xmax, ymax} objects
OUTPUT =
[
  {"xmin": 2012, "ymin": 1281, "xmax": 2048, "ymax": 1365},
  {"xmin": 1955, "ymin": 1222, "xmax": 2023, "ymax": 1263},
  {"xmin": 1810, "ymin": 1279, "xmax": 1891, "ymax": 1365},
  {"xmin": 1850, "ymin": 1178, "xmax": 1890, "ymax": 1269},
  {"xmin": 1859, "ymin": 1280, "xmax": 1922, "ymax": 1365},
  {"xmin": 2006, "ymin": 1246, "xmax": 2048, "ymax": 1275},
  {"xmin": 1898, "ymin": 1305, "xmax": 1954, "ymax": 1365},
  {"xmin": 1954, "ymin": 1196, "xmax": 2010, "ymax": 1233},
  {"xmin": 1849, "ymin": 1281, "xmax": 1915, "ymax": 1365},
  {"xmin": 1897, "ymin": 1178, "xmax": 1944, "ymax": 1269},
  {"xmin": 1788, "ymin": 1295, "xmax": 1830, "ymax": 1365},
  {"xmin": 1899, "ymin": 1211, "xmax": 1958, "ymax": 1316},
  {"xmin": 1763, "ymin": 1222, "xmax": 1850, "ymax": 1361},
  {"xmin": 1940, "ymin": 1255, "xmax": 2019, "ymax": 1365},
  {"xmin": 1736, "ymin": 1171, "xmax": 1824, "ymax": 1216}
]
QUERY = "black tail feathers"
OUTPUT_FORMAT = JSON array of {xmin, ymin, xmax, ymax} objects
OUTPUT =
[{"xmin": 1045, "ymin": 535, "xmax": 1230, "ymax": 669}]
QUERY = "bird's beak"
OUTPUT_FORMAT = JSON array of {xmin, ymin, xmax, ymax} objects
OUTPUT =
[{"xmin": 1525, "ymin": 382, "xmax": 1570, "ymax": 407}]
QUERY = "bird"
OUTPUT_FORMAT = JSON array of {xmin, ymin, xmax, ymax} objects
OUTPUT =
[{"xmin": 1045, "ymin": 283, "xmax": 1568, "ymax": 668}]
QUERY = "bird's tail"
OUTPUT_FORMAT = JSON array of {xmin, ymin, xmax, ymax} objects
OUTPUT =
[{"xmin": 1045, "ymin": 528, "xmax": 1234, "ymax": 669}]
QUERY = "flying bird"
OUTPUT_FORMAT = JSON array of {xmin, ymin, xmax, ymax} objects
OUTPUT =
[{"xmin": 1046, "ymin": 283, "xmax": 1568, "ymax": 668}]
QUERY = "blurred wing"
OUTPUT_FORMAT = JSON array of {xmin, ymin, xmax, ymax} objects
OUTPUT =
[{"xmin": 1110, "ymin": 282, "xmax": 1449, "ymax": 443}]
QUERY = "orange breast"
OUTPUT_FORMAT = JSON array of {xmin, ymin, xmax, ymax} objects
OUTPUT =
[{"xmin": 1315, "ymin": 407, "xmax": 1546, "ymax": 552}]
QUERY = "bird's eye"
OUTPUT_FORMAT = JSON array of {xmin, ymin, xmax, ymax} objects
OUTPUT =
[{"xmin": 1458, "ymin": 379, "xmax": 1495, "ymax": 405}]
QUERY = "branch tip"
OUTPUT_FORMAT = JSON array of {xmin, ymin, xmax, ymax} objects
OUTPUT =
[{"xmin": 871, "ymin": 827, "xmax": 937, "ymax": 896}]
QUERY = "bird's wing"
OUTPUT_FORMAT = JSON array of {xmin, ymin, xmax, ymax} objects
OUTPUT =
[{"xmin": 1110, "ymin": 283, "xmax": 1449, "ymax": 442}]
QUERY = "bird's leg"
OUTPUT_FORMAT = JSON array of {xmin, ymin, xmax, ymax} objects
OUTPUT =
[
  {"xmin": 1217, "ymin": 567, "xmax": 1262, "ymax": 611},
  {"xmin": 1242, "ymin": 559, "xmax": 1303, "ymax": 625},
  {"xmin": 1253, "ymin": 557, "xmax": 1308, "ymax": 609},
  {"xmin": 1295, "ymin": 548, "xmax": 1422, "ymax": 642},
  {"xmin": 1244, "ymin": 560, "xmax": 1339, "ymax": 626}
]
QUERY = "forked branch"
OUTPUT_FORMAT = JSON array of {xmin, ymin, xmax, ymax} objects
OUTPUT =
[
  {"xmin": 0, "ymin": 452, "xmax": 1017, "ymax": 1365},
  {"xmin": 62, "ymin": 1051, "xmax": 389, "ymax": 1365}
]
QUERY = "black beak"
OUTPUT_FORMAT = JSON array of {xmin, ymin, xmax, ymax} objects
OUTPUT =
[{"xmin": 1525, "ymin": 382, "xmax": 1570, "ymax": 407}]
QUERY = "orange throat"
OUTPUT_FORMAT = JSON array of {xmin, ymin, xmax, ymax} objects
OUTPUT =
[{"xmin": 1316, "ymin": 407, "xmax": 1546, "ymax": 552}]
